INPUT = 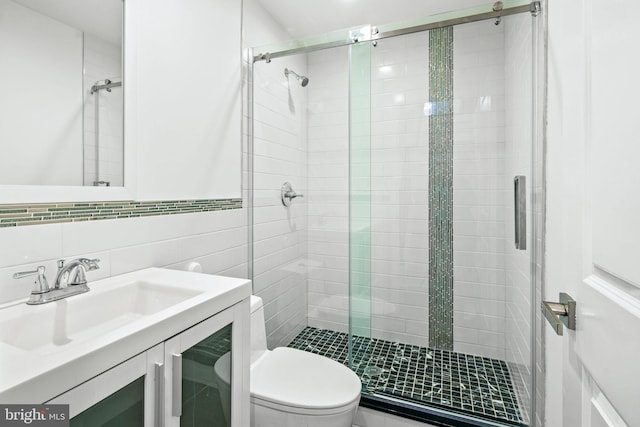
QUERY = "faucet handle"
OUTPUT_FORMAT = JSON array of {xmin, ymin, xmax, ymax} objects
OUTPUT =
[
  {"xmin": 13, "ymin": 266, "xmax": 50, "ymax": 294},
  {"xmin": 68, "ymin": 258, "xmax": 101, "ymax": 286},
  {"xmin": 84, "ymin": 258, "xmax": 101, "ymax": 271}
]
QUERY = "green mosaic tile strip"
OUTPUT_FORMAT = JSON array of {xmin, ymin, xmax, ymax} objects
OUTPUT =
[
  {"xmin": 428, "ymin": 27, "xmax": 454, "ymax": 350},
  {"xmin": 0, "ymin": 198, "xmax": 242, "ymax": 227}
]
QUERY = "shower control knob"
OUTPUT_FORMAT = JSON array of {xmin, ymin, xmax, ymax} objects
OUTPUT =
[{"xmin": 281, "ymin": 182, "xmax": 304, "ymax": 207}]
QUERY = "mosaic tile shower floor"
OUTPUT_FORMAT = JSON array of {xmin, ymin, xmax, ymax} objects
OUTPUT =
[{"xmin": 288, "ymin": 327, "xmax": 525, "ymax": 426}]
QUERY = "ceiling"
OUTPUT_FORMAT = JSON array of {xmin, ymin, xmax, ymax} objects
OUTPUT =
[
  {"xmin": 12, "ymin": 0, "xmax": 122, "ymax": 45},
  {"xmin": 255, "ymin": 0, "xmax": 496, "ymax": 39}
]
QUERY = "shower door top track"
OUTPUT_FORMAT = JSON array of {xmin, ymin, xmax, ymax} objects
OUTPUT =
[{"xmin": 252, "ymin": 0, "xmax": 539, "ymax": 63}]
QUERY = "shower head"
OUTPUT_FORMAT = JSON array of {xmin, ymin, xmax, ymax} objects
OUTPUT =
[{"xmin": 284, "ymin": 68, "xmax": 309, "ymax": 87}]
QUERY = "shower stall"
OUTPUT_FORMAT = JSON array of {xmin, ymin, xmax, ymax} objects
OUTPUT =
[{"xmin": 247, "ymin": 1, "xmax": 545, "ymax": 426}]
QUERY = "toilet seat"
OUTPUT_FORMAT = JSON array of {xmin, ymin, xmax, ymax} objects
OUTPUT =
[{"xmin": 251, "ymin": 347, "xmax": 361, "ymax": 416}]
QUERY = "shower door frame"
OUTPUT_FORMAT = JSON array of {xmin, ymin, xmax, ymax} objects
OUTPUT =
[{"xmin": 248, "ymin": 1, "xmax": 546, "ymax": 425}]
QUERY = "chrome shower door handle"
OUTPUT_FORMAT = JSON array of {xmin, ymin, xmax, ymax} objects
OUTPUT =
[{"xmin": 514, "ymin": 175, "xmax": 527, "ymax": 250}]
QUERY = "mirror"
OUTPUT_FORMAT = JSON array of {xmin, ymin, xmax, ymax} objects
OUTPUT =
[{"xmin": 0, "ymin": 0, "xmax": 123, "ymax": 187}]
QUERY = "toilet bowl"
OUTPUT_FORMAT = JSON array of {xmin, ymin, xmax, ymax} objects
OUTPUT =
[{"xmin": 214, "ymin": 296, "xmax": 361, "ymax": 427}]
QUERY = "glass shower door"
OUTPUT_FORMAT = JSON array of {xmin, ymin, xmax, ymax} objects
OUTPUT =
[
  {"xmin": 251, "ymin": 3, "xmax": 540, "ymax": 425},
  {"xmin": 348, "ymin": 39, "xmax": 373, "ymax": 373},
  {"xmin": 347, "ymin": 14, "xmax": 535, "ymax": 426}
]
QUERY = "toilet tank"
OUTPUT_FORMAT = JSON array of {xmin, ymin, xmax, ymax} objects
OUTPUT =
[{"xmin": 250, "ymin": 296, "xmax": 268, "ymax": 365}]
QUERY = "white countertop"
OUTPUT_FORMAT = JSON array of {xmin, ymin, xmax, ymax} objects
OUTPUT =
[{"xmin": 0, "ymin": 268, "xmax": 251, "ymax": 404}]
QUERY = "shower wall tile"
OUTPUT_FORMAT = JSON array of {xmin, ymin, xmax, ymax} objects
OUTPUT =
[
  {"xmin": 306, "ymin": 45, "xmax": 351, "ymax": 335},
  {"xmin": 305, "ymin": 23, "xmax": 524, "ymax": 364},
  {"xmin": 252, "ymin": 51, "xmax": 309, "ymax": 348},
  {"xmin": 504, "ymin": 13, "xmax": 535, "ymax": 424},
  {"xmin": 452, "ymin": 21, "xmax": 507, "ymax": 360},
  {"xmin": 0, "ymin": 209, "xmax": 248, "ymax": 305},
  {"xmin": 369, "ymin": 33, "xmax": 430, "ymax": 347}
]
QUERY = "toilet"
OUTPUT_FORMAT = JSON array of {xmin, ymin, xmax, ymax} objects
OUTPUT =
[{"xmin": 214, "ymin": 296, "xmax": 361, "ymax": 427}]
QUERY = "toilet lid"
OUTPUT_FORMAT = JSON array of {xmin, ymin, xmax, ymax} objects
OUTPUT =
[{"xmin": 251, "ymin": 347, "xmax": 361, "ymax": 412}]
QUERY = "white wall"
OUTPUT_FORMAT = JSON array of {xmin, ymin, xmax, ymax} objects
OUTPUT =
[
  {"xmin": 83, "ymin": 33, "xmax": 123, "ymax": 187},
  {"xmin": 0, "ymin": 210, "xmax": 247, "ymax": 305},
  {"xmin": 0, "ymin": 0, "xmax": 83, "ymax": 186},
  {"xmin": 128, "ymin": 0, "xmax": 241, "ymax": 201},
  {"xmin": 0, "ymin": 0, "xmax": 248, "ymax": 305},
  {"xmin": 252, "ymin": 54, "xmax": 309, "ymax": 348},
  {"xmin": 370, "ymin": 33, "xmax": 430, "ymax": 346},
  {"xmin": 306, "ymin": 34, "xmax": 432, "ymax": 346},
  {"xmin": 503, "ymin": 12, "xmax": 534, "ymax": 424},
  {"xmin": 244, "ymin": 0, "xmax": 309, "ymax": 348},
  {"xmin": 452, "ymin": 21, "xmax": 507, "ymax": 360},
  {"xmin": 305, "ymin": 22, "xmax": 526, "ymax": 358},
  {"xmin": 306, "ymin": 46, "xmax": 350, "ymax": 333}
]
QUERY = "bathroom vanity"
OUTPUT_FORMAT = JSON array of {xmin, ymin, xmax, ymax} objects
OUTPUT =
[{"xmin": 0, "ymin": 268, "xmax": 251, "ymax": 426}]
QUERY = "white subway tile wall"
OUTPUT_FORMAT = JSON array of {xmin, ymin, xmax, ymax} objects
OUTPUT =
[
  {"xmin": 0, "ymin": 209, "xmax": 248, "ymax": 306},
  {"xmin": 252, "ymin": 53, "xmax": 309, "ymax": 349},
  {"xmin": 505, "ymin": 13, "xmax": 535, "ymax": 425},
  {"xmin": 305, "ymin": 24, "xmax": 526, "ymax": 358},
  {"xmin": 371, "ymin": 33, "xmax": 430, "ymax": 347},
  {"xmin": 306, "ymin": 46, "xmax": 351, "ymax": 333},
  {"xmin": 452, "ymin": 21, "xmax": 508, "ymax": 360}
]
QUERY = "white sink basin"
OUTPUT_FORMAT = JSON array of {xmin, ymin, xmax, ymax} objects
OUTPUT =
[
  {"xmin": 0, "ymin": 267, "xmax": 251, "ymax": 404},
  {"xmin": 0, "ymin": 280, "xmax": 203, "ymax": 352}
]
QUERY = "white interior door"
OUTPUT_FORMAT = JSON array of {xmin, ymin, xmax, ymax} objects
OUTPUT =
[{"xmin": 546, "ymin": 1, "xmax": 640, "ymax": 426}]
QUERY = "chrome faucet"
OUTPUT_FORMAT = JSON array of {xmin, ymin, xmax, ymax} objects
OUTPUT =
[
  {"xmin": 54, "ymin": 258, "xmax": 100, "ymax": 288},
  {"xmin": 13, "ymin": 258, "xmax": 100, "ymax": 305}
]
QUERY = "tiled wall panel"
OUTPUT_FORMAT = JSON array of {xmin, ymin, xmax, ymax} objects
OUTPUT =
[
  {"xmin": 0, "ymin": 209, "xmax": 248, "ymax": 306},
  {"xmin": 370, "ymin": 33, "xmax": 430, "ymax": 346},
  {"xmin": 505, "ymin": 13, "xmax": 535, "ymax": 425},
  {"xmin": 252, "ymin": 52, "xmax": 309, "ymax": 348},
  {"xmin": 306, "ymin": 46, "xmax": 351, "ymax": 333},
  {"xmin": 306, "ymin": 34, "xmax": 431, "ymax": 346},
  {"xmin": 452, "ymin": 21, "xmax": 507, "ymax": 360}
]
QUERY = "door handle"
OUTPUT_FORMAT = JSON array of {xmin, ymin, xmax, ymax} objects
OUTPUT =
[
  {"xmin": 172, "ymin": 354, "xmax": 182, "ymax": 417},
  {"xmin": 154, "ymin": 362, "xmax": 164, "ymax": 427},
  {"xmin": 514, "ymin": 175, "xmax": 527, "ymax": 250},
  {"xmin": 542, "ymin": 292, "xmax": 576, "ymax": 335}
]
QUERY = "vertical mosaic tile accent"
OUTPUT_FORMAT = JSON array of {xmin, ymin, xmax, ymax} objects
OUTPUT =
[
  {"xmin": 428, "ymin": 27, "xmax": 454, "ymax": 350},
  {"xmin": 0, "ymin": 199, "xmax": 242, "ymax": 227},
  {"xmin": 289, "ymin": 327, "xmax": 526, "ymax": 426}
]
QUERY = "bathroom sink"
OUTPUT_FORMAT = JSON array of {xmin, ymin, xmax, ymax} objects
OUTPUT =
[
  {"xmin": 0, "ymin": 267, "xmax": 251, "ymax": 404},
  {"xmin": 0, "ymin": 280, "xmax": 202, "ymax": 352}
]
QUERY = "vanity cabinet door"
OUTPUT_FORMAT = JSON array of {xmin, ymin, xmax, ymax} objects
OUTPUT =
[
  {"xmin": 164, "ymin": 302, "xmax": 248, "ymax": 427},
  {"xmin": 47, "ymin": 344, "xmax": 164, "ymax": 427}
]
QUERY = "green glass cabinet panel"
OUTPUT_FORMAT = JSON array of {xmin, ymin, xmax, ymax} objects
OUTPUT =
[
  {"xmin": 180, "ymin": 324, "xmax": 232, "ymax": 427},
  {"xmin": 71, "ymin": 377, "xmax": 144, "ymax": 427}
]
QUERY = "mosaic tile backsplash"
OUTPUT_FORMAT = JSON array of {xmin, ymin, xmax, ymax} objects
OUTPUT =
[
  {"xmin": 290, "ymin": 327, "xmax": 526, "ymax": 426},
  {"xmin": 0, "ymin": 198, "xmax": 242, "ymax": 227}
]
